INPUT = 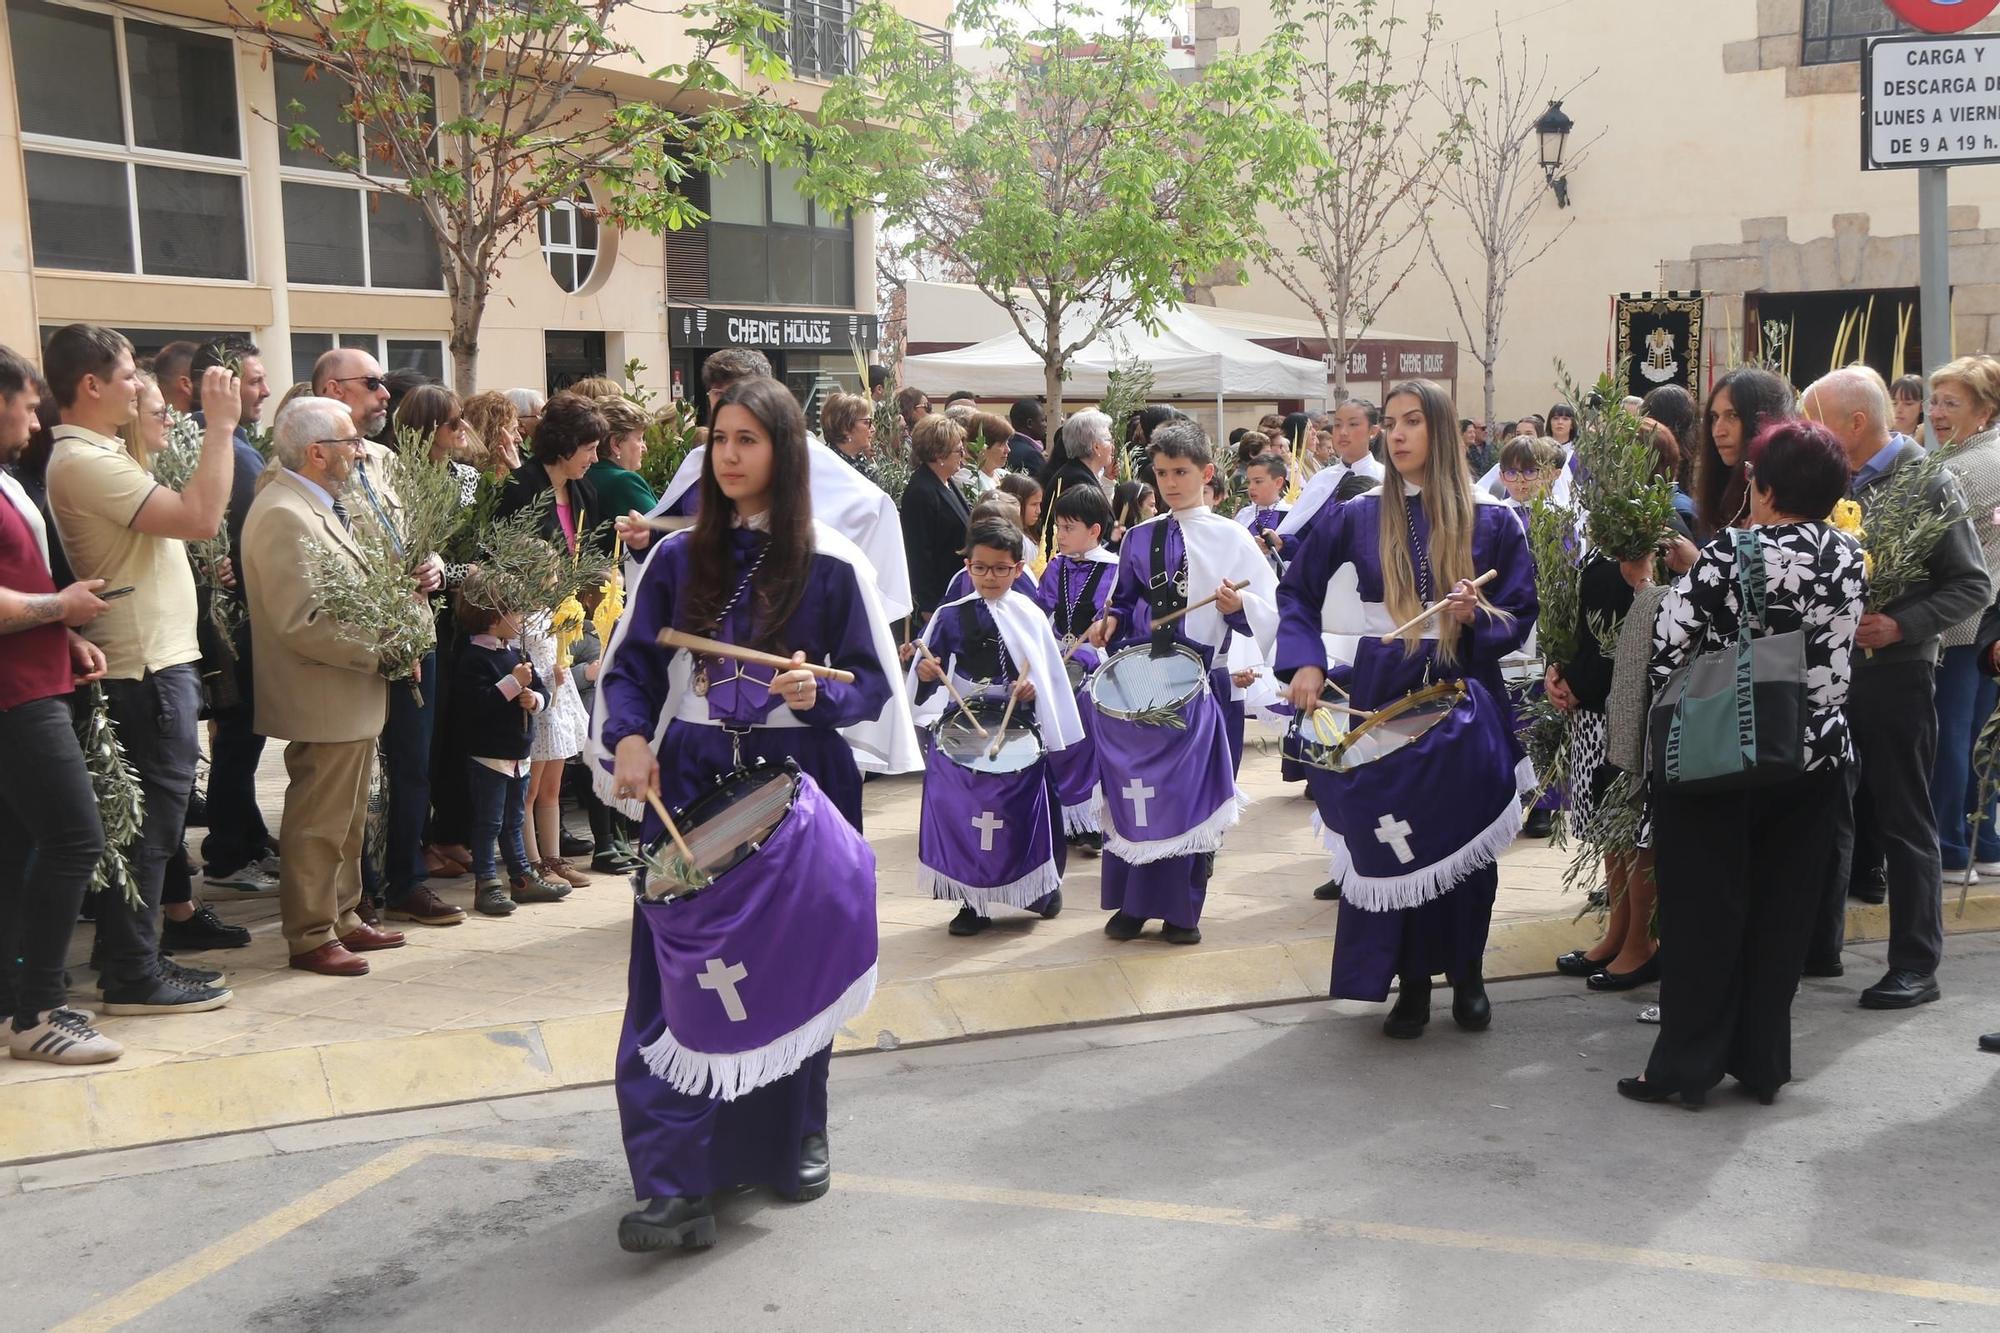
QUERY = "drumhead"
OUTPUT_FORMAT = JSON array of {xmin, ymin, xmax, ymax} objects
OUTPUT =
[
  {"xmin": 934, "ymin": 697, "xmax": 1044, "ymax": 775},
  {"xmin": 642, "ymin": 763, "xmax": 799, "ymax": 899},
  {"xmin": 1091, "ymin": 643, "xmax": 1207, "ymax": 720},
  {"xmin": 1326, "ymin": 682, "xmax": 1466, "ymax": 773}
]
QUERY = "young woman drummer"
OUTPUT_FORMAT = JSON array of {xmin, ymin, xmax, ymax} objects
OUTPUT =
[
  {"xmin": 598, "ymin": 377, "xmax": 897, "ymax": 1253},
  {"xmin": 1274, "ymin": 379, "xmax": 1539, "ymax": 1040}
]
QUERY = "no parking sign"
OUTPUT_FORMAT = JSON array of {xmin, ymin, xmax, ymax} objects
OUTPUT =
[{"xmin": 1885, "ymin": 1, "xmax": 2000, "ymax": 33}]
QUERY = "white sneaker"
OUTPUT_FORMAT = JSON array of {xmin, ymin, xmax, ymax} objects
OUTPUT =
[
  {"xmin": 204, "ymin": 863, "xmax": 280, "ymax": 893},
  {"xmin": 1975, "ymin": 861, "xmax": 2000, "ymax": 879},
  {"xmin": 8, "ymin": 1007, "xmax": 123, "ymax": 1064},
  {"xmin": 255, "ymin": 853, "xmax": 282, "ymax": 877}
]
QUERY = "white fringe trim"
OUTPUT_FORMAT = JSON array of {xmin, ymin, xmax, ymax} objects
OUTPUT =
[
  {"xmin": 1095, "ymin": 790, "xmax": 1240, "ymax": 865},
  {"xmin": 591, "ymin": 753, "xmax": 647, "ymax": 823},
  {"xmin": 639, "ymin": 962, "xmax": 877, "ymax": 1102},
  {"xmin": 919, "ymin": 859, "xmax": 1062, "ymax": 913},
  {"xmin": 1061, "ymin": 800, "xmax": 1101, "ymax": 836},
  {"xmin": 1324, "ymin": 797, "xmax": 1522, "ymax": 913},
  {"xmin": 1514, "ymin": 753, "xmax": 1538, "ymax": 796}
]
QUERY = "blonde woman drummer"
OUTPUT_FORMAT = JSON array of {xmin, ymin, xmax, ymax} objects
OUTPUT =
[{"xmin": 1275, "ymin": 378, "xmax": 1538, "ymax": 1040}]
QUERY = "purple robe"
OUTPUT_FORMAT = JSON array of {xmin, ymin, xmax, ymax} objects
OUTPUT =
[
  {"xmin": 1032, "ymin": 552, "xmax": 1118, "ymax": 820},
  {"xmin": 1096, "ymin": 518, "xmax": 1254, "ymax": 929},
  {"xmin": 599, "ymin": 527, "xmax": 891, "ymax": 1199},
  {"xmin": 1276, "ymin": 492, "xmax": 1537, "ymax": 1000}
]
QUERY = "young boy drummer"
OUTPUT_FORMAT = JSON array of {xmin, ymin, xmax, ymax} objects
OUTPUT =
[
  {"xmin": 911, "ymin": 517, "xmax": 1089, "ymax": 936},
  {"xmin": 1235, "ymin": 451, "xmax": 1293, "ymax": 575},
  {"xmin": 1085, "ymin": 421, "xmax": 1278, "ymax": 945},
  {"xmin": 1031, "ymin": 484, "xmax": 1119, "ymax": 854}
]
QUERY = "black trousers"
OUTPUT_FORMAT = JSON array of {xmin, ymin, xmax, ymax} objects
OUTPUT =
[
  {"xmin": 95, "ymin": 667, "xmax": 200, "ymax": 987},
  {"xmin": 1816, "ymin": 660, "xmax": 1945, "ymax": 976},
  {"xmin": 0, "ymin": 696, "xmax": 104, "ymax": 1025},
  {"xmin": 1647, "ymin": 765, "xmax": 1844, "ymax": 1097}
]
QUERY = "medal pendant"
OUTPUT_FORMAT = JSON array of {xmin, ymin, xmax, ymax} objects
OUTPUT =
[{"xmin": 1060, "ymin": 633, "xmax": 1079, "ymax": 656}]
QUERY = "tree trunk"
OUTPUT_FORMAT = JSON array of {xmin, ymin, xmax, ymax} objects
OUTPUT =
[
  {"xmin": 1044, "ymin": 306, "xmax": 1065, "ymax": 421},
  {"xmin": 446, "ymin": 263, "xmax": 484, "ymax": 398},
  {"xmin": 1482, "ymin": 360, "xmax": 1497, "ymax": 433}
]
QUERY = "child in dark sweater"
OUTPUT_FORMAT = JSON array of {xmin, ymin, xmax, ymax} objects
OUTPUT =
[{"xmin": 453, "ymin": 572, "xmax": 570, "ymax": 916}]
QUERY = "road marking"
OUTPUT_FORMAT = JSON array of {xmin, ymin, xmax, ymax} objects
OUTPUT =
[
  {"xmin": 53, "ymin": 1140, "xmax": 569, "ymax": 1333},
  {"xmin": 842, "ymin": 1174, "xmax": 2000, "ymax": 1308}
]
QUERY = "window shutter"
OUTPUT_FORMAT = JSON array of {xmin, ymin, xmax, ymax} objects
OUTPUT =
[{"xmin": 665, "ymin": 171, "xmax": 710, "ymax": 302}]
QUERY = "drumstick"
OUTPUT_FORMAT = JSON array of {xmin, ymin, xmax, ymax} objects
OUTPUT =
[
  {"xmin": 917, "ymin": 640, "xmax": 988, "ymax": 737},
  {"xmin": 987, "ymin": 663, "xmax": 1030, "ymax": 760},
  {"xmin": 629, "ymin": 514, "xmax": 696, "ymax": 534},
  {"xmin": 1378, "ymin": 570, "xmax": 1498, "ymax": 644},
  {"xmin": 1151, "ymin": 580, "xmax": 1252, "ymax": 631},
  {"xmin": 655, "ymin": 628, "xmax": 857, "ymax": 684},
  {"xmin": 644, "ymin": 787, "xmax": 704, "ymax": 887}
]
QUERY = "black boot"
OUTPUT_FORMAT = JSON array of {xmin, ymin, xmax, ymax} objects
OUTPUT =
[
  {"xmin": 589, "ymin": 799, "xmax": 640, "ymax": 874},
  {"xmin": 618, "ymin": 1195, "xmax": 717, "ymax": 1252},
  {"xmin": 1383, "ymin": 975, "xmax": 1431, "ymax": 1039},
  {"xmin": 1452, "ymin": 968, "xmax": 1492, "ymax": 1032},
  {"xmin": 789, "ymin": 1132, "xmax": 830, "ymax": 1203}
]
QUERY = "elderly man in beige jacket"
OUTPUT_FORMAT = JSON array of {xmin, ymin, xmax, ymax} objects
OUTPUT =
[{"xmin": 240, "ymin": 397, "xmax": 409, "ymax": 976}]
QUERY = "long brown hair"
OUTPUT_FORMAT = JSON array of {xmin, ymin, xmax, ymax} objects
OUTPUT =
[
  {"xmin": 1377, "ymin": 378, "xmax": 1500, "ymax": 664},
  {"xmin": 683, "ymin": 377, "xmax": 815, "ymax": 651},
  {"xmin": 1696, "ymin": 368, "xmax": 1794, "ymax": 536}
]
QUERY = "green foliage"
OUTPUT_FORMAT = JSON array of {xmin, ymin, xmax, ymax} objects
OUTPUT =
[
  {"xmin": 477, "ymin": 492, "xmax": 613, "ymax": 620},
  {"xmin": 300, "ymin": 484, "xmax": 438, "ymax": 686},
  {"xmin": 1526, "ymin": 493, "xmax": 1580, "ymax": 669},
  {"xmin": 1098, "ymin": 356, "xmax": 1156, "ymax": 468},
  {"xmin": 1856, "ymin": 445, "xmax": 1960, "ymax": 614},
  {"xmin": 152, "ymin": 411, "xmax": 243, "ymax": 657},
  {"xmin": 77, "ymin": 685, "xmax": 144, "ymax": 910},
  {"xmin": 1563, "ymin": 366, "xmax": 1681, "ymax": 563}
]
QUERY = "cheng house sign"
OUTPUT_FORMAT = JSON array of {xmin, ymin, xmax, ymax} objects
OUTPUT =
[
  {"xmin": 672, "ymin": 306, "xmax": 880, "ymax": 352},
  {"xmin": 1862, "ymin": 33, "xmax": 2000, "ymax": 169}
]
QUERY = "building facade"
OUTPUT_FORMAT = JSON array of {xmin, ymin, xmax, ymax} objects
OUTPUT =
[
  {"xmin": 0, "ymin": 0, "xmax": 946, "ymax": 402},
  {"xmin": 1197, "ymin": 0, "xmax": 2000, "ymax": 417}
]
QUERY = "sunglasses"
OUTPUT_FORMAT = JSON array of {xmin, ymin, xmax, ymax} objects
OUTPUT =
[{"xmin": 330, "ymin": 374, "xmax": 387, "ymax": 392}]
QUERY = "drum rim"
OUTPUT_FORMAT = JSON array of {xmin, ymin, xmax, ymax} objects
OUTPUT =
[
  {"xmin": 1089, "ymin": 641, "xmax": 1209, "ymax": 720},
  {"xmin": 1331, "ymin": 679, "xmax": 1467, "ymax": 764},
  {"xmin": 931, "ymin": 697, "xmax": 1046, "ymax": 772},
  {"xmin": 640, "ymin": 761, "xmax": 801, "ymax": 903}
]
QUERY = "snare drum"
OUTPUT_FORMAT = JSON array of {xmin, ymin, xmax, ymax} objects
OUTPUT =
[
  {"xmin": 1315, "ymin": 680, "xmax": 1466, "ymax": 773},
  {"xmin": 933, "ymin": 696, "xmax": 1044, "ymax": 775},
  {"xmin": 640, "ymin": 760, "xmax": 800, "ymax": 901},
  {"xmin": 919, "ymin": 698, "xmax": 1058, "ymax": 910},
  {"xmin": 1090, "ymin": 642, "xmax": 1209, "ymax": 724}
]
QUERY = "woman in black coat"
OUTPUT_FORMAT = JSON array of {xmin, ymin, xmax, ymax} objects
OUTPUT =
[
  {"xmin": 493, "ymin": 391, "xmax": 612, "ymax": 558},
  {"xmin": 900, "ymin": 413, "xmax": 972, "ymax": 626},
  {"xmin": 1035, "ymin": 408, "xmax": 1116, "ymax": 553}
]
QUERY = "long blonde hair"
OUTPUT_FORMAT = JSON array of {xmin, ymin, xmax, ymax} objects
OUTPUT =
[
  {"xmin": 121, "ymin": 371, "xmax": 165, "ymax": 470},
  {"xmin": 1377, "ymin": 378, "xmax": 1502, "ymax": 664}
]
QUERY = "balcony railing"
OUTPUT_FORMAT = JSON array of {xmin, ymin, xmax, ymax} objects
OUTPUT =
[{"xmin": 760, "ymin": 0, "xmax": 952, "ymax": 81}]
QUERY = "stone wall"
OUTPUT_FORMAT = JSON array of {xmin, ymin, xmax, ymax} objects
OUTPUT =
[{"xmin": 1724, "ymin": 0, "xmax": 2000, "ymax": 99}]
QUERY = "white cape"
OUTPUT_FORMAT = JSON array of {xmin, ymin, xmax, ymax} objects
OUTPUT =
[
  {"xmin": 652, "ymin": 436, "xmax": 913, "ymax": 622},
  {"xmin": 1128, "ymin": 506, "xmax": 1278, "ymax": 656},
  {"xmin": 905, "ymin": 589, "xmax": 1085, "ymax": 753},
  {"xmin": 587, "ymin": 519, "xmax": 921, "ymax": 820},
  {"xmin": 1278, "ymin": 455, "xmax": 1384, "ymax": 538}
]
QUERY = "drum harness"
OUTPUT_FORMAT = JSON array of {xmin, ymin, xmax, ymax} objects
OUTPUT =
[
  {"xmin": 689, "ymin": 543, "xmax": 769, "ymax": 769},
  {"xmin": 1145, "ymin": 520, "xmax": 1190, "ymax": 658}
]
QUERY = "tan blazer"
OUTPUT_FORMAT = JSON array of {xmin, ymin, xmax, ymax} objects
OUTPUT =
[{"xmin": 241, "ymin": 468, "xmax": 388, "ymax": 743}]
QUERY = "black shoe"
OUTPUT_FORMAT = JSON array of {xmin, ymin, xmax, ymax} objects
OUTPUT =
[
  {"xmin": 1103, "ymin": 911, "xmax": 1144, "ymax": 941},
  {"xmin": 1038, "ymin": 889, "xmax": 1064, "ymax": 920},
  {"xmin": 1313, "ymin": 879, "xmax": 1342, "ymax": 901},
  {"xmin": 789, "ymin": 1132, "xmax": 830, "ymax": 1203},
  {"xmin": 1068, "ymin": 831, "xmax": 1103, "ymax": 857},
  {"xmin": 1859, "ymin": 969, "xmax": 1940, "ymax": 1010},
  {"xmin": 1523, "ymin": 806, "xmax": 1553, "ymax": 838},
  {"xmin": 591, "ymin": 851, "xmax": 643, "ymax": 875},
  {"xmin": 100, "ymin": 971, "xmax": 233, "ymax": 1015},
  {"xmin": 185, "ymin": 790, "xmax": 208, "ymax": 827},
  {"xmin": 1616, "ymin": 1076, "xmax": 1704, "ymax": 1108},
  {"xmin": 618, "ymin": 1195, "xmax": 717, "ymax": 1253},
  {"xmin": 948, "ymin": 906, "xmax": 988, "ymax": 937},
  {"xmin": 1732, "ymin": 1080, "xmax": 1779, "ymax": 1106},
  {"xmin": 559, "ymin": 829, "xmax": 595, "ymax": 859},
  {"xmin": 1979, "ymin": 1032, "xmax": 2000, "ymax": 1053},
  {"xmin": 1451, "ymin": 971, "xmax": 1492, "ymax": 1031},
  {"xmin": 162, "ymin": 905, "xmax": 252, "ymax": 952},
  {"xmin": 160, "ymin": 958, "xmax": 224, "ymax": 987},
  {"xmin": 1383, "ymin": 975, "xmax": 1431, "ymax": 1039},
  {"xmin": 1160, "ymin": 922, "xmax": 1201, "ymax": 945},
  {"xmin": 1555, "ymin": 948, "xmax": 1617, "ymax": 978},
  {"xmin": 1800, "ymin": 956, "xmax": 1845, "ymax": 978},
  {"xmin": 1586, "ymin": 953, "xmax": 1660, "ymax": 992},
  {"xmin": 1848, "ymin": 875, "xmax": 1887, "ymax": 905}
]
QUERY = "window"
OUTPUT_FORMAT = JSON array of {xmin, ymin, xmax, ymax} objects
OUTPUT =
[
  {"xmin": 1801, "ymin": 0, "xmax": 1914, "ymax": 66},
  {"xmin": 760, "ymin": 0, "xmax": 855, "ymax": 80},
  {"xmin": 46, "ymin": 325, "xmax": 251, "ymax": 363},
  {"xmin": 290, "ymin": 331, "xmax": 447, "ymax": 386},
  {"xmin": 539, "ymin": 194, "xmax": 601, "ymax": 294},
  {"xmin": 274, "ymin": 56, "xmax": 443, "ymax": 290},
  {"xmin": 706, "ymin": 160, "xmax": 855, "ymax": 307},
  {"xmin": 9, "ymin": 0, "xmax": 248, "ymax": 279}
]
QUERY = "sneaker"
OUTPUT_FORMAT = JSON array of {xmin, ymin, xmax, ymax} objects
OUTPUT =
[
  {"xmin": 1978, "ymin": 861, "xmax": 2000, "ymax": 879},
  {"xmin": 9, "ymin": 1007, "xmax": 123, "ymax": 1064},
  {"xmin": 510, "ymin": 868, "xmax": 571, "ymax": 904},
  {"xmin": 160, "ymin": 958, "xmax": 225, "ymax": 987},
  {"xmin": 474, "ymin": 880, "xmax": 517, "ymax": 917},
  {"xmin": 100, "ymin": 972, "xmax": 233, "ymax": 1015},
  {"xmin": 162, "ymin": 904, "xmax": 252, "ymax": 951},
  {"xmin": 255, "ymin": 852, "xmax": 283, "ymax": 877},
  {"xmin": 204, "ymin": 863, "xmax": 280, "ymax": 894}
]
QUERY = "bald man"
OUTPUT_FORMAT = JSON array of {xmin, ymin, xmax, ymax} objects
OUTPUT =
[{"xmin": 1802, "ymin": 367, "xmax": 1989, "ymax": 1010}]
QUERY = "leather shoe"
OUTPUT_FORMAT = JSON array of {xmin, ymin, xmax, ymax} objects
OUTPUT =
[
  {"xmin": 1616, "ymin": 1075, "xmax": 1704, "ymax": 1108},
  {"xmin": 1383, "ymin": 975, "xmax": 1431, "ymax": 1039},
  {"xmin": 1586, "ymin": 953, "xmax": 1660, "ymax": 991},
  {"xmin": 948, "ymin": 906, "xmax": 988, "ymax": 937},
  {"xmin": 1451, "ymin": 971, "xmax": 1492, "ymax": 1030},
  {"xmin": 618, "ymin": 1195, "xmax": 717, "ymax": 1252},
  {"xmin": 1800, "ymin": 956, "xmax": 1845, "ymax": 978},
  {"xmin": 789, "ymin": 1132, "xmax": 830, "ymax": 1203},
  {"xmin": 1103, "ymin": 911, "xmax": 1144, "ymax": 941},
  {"xmin": 1979, "ymin": 1032, "xmax": 2000, "ymax": 1053},
  {"xmin": 1313, "ymin": 879, "xmax": 1342, "ymax": 901},
  {"xmin": 1555, "ymin": 947, "xmax": 1616, "ymax": 978},
  {"xmin": 384, "ymin": 886, "xmax": 464, "ymax": 927},
  {"xmin": 1159, "ymin": 922, "xmax": 1202, "ymax": 945},
  {"xmin": 289, "ymin": 942, "xmax": 369, "ymax": 976},
  {"xmin": 1859, "ymin": 969, "xmax": 1940, "ymax": 1010},
  {"xmin": 339, "ymin": 921, "xmax": 408, "ymax": 952},
  {"xmin": 356, "ymin": 896, "xmax": 381, "ymax": 925}
]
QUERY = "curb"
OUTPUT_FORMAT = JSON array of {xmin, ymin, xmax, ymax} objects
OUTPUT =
[{"xmin": 7, "ymin": 893, "xmax": 1996, "ymax": 1166}]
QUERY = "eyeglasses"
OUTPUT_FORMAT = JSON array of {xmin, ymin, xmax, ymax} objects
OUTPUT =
[
  {"xmin": 968, "ymin": 562, "xmax": 1018, "ymax": 577},
  {"xmin": 313, "ymin": 436, "xmax": 366, "ymax": 449},
  {"xmin": 329, "ymin": 374, "xmax": 386, "ymax": 393},
  {"xmin": 146, "ymin": 407, "xmax": 174, "ymax": 424},
  {"xmin": 1500, "ymin": 469, "xmax": 1538, "ymax": 482}
]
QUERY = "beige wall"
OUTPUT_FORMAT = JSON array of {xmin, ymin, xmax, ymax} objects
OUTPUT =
[{"xmin": 1210, "ymin": 0, "xmax": 2000, "ymax": 416}]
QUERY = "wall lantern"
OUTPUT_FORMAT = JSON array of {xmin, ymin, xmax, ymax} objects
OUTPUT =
[{"xmin": 1534, "ymin": 99, "xmax": 1574, "ymax": 209}]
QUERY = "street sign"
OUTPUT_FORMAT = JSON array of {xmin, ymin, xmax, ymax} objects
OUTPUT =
[
  {"xmin": 1863, "ymin": 33, "xmax": 2000, "ymax": 169},
  {"xmin": 1885, "ymin": 1, "xmax": 2000, "ymax": 33}
]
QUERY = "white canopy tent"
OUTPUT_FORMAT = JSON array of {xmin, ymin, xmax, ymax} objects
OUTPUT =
[{"xmin": 903, "ymin": 304, "xmax": 1330, "ymax": 414}]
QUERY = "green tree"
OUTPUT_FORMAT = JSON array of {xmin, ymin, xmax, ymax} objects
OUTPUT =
[
  {"xmin": 821, "ymin": 0, "xmax": 1315, "ymax": 415},
  {"xmin": 241, "ymin": 0, "xmax": 850, "ymax": 394}
]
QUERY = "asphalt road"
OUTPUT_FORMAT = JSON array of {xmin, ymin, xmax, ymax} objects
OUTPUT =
[{"xmin": 12, "ymin": 932, "xmax": 2000, "ymax": 1332}]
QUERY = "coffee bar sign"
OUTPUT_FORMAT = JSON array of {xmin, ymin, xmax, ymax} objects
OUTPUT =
[{"xmin": 672, "ymin": 306, "xmax": 880, "ymax": 351}]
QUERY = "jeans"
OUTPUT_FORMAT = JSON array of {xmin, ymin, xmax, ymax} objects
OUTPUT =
[
  {"xmin": 0, "ymin": 696, "xmax": 105, "ymax": 1025},
  {"xmin": 200, "ymin": 703, "xmax": 269, "ymax": 875},
  {"xmin": 363, "ymin": 651, "xmax": 436, "ymax": 904},
  {"xmin": 1932, "ymin": 644, "xmax": 2000, "ymax": 868},
  {"xmin": 467, "ymin": 760, "xmax": 531, "ymax": 883},
  {"xmin": 95, "ymin": 666, "xmax": 201, "ymax": 987}
]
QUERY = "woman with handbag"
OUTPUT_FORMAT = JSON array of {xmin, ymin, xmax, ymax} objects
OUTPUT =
[{"xmin": 1622, "ymin": 420, "xmax": 1862, "ymax": 1108}]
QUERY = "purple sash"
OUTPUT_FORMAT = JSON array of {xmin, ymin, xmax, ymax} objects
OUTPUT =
[
  {"xmin": 1090, "ymin": 689, "xmax": 1239, "ymax": 863},
  {"xmin": 635, "ymin": 773, "xmax": 877, "ymax": 1100},
  {"xmin": 917, "ymin": 747, "xmax": 1059, "ymax": 910},
  {"xmin": 1311, "ymin": 678, "xmax": 1521, "ymax": 911}
]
